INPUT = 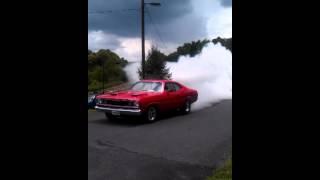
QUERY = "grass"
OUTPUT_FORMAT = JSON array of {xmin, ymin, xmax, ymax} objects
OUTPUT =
[{"xmin": 206, "ymin": 157, "xmax": 232, "ymax": 180}]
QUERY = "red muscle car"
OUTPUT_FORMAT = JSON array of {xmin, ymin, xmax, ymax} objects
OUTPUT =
[{"xmin": 95, "ymin": 79, "xmax": 198, "ymax": 122}]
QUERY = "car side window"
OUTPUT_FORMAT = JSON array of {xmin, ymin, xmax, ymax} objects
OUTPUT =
[
  {"xmin": 164, "ymin": 83, "xmax": 170, "ymax": 91},
  {"xmin": 172, "ymin": 83, "xmax": 181, "ymax": 91},
  {"xmin": 165, "ymin": 83, "xmax": 175, "ymax": 91}
]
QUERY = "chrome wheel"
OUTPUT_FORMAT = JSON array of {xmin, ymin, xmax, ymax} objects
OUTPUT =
[
  {"xmin": 185, "ymin": 101, "xmax": 191, "ymax": 113},
  {"xmin": 147, "ymin": 107, "xmax": 157, "ymax": 121},
  {"xmin": 181, "ymin": 101, "xmax": 191, "ymax": 114}
]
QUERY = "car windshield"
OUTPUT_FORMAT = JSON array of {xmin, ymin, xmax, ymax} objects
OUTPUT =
[{"xmin": 130, "ymin": 81, "xmax": 162, "ymax": 92}]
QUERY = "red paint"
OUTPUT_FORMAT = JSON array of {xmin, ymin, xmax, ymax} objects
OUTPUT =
[{"xmin": 96, "ymin": 80, "xmax": 198, "ymax": 114}]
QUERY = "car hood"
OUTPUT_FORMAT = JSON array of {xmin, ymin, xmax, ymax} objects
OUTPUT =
[{"xmin": 96, "ymin": 90, "xmax": 155, "ymax": 101}]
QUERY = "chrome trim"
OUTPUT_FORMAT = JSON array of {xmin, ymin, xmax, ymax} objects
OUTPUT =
[
  {"xmin": 96, "ymin": 103, "xmax": 138, "ymax": 109},
  {"xmin": 95, "ymin": 106, "xmax": 141, "ymax": 113}
]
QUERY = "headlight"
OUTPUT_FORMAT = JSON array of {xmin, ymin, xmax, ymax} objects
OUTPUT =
[{"xmin": 96, "ymin": 98, "xmax": 102, "ymax": 104}]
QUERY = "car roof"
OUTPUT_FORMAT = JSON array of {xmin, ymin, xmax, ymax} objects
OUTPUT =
[{"xmin": 140, "ymin": 79, "xmax": 177, "ymax": 83}]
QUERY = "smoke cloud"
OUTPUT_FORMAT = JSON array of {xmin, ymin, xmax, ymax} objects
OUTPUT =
[{"xmin": 124, "ymin": 42, "xmax": 232, "ymax": 111}]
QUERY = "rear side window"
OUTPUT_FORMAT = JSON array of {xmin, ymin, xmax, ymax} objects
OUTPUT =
[
  {"xmin": 165, "ymin": 82, "xmax": 181, "ymax": 92},
  {"xmin": 164, "ymin": 83, "xmax": 174, "ymax": 91},
  {"xmin": 172, "ymin": 83, "xmax": 181, "ymax": 91}
]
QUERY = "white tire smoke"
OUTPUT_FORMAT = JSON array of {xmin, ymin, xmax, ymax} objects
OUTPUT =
[{"xmin": 124, "ymin": 42, "xmax": 232, "ymax": 111}]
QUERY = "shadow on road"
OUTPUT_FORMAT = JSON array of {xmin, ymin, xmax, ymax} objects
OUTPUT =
[
  {"xmin": 90, "ymin": 110, "xmax": 186, "ymax": 127},
  {"xmin": 91, "ymin": 117, "xmax": 145, "ymax": 127}
]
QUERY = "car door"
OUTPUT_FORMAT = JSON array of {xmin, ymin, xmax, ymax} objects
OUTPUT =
[
  {"xmin": 171, "ymin": 83, "xmax": 185, "ymax": 108},
  {"xmin": 161, "ymin": 83, "xmax": 174, "ymax": 110},
  {"xmin": 163, "ymin": 82, "xmax": 181, "ymax": 110}
]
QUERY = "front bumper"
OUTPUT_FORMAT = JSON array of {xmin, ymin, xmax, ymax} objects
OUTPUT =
[{"xmin": 95, "ymin": 106, "xmax": 142, "ymax": 116}]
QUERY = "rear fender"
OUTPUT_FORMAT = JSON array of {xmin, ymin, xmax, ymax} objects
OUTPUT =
[{"xmin": 186, "ymin": 94, "xmax": 197, "ymax": 104}]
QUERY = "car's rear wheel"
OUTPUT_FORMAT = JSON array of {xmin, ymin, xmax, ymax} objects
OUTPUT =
[
  {"xmin": 181, "ymin": 100, "xmax": 191, "ymax": 114},
  {"xmin": 145, "ymin": 106, "xmax": 157, "ymax": 122},
  {"xmin": 105, "ymin": 113, "xmax": 115, "ymax": 121}
]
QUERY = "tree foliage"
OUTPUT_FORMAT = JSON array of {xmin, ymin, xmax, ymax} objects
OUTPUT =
[
  {"xmin": 166, "ymin": 39, "xmax": 210, "ymax": 62},
  {"xmin": 165, "ymin": 38, "xmax": 232, "ymax": 62},
  {"xmin": 87, "ymin": 37, "xmax": 232, "ymax": 91},
  {"xmin": 138, "ymin": 47, "xmax": 172, "ymax": 80},
  {"xmin": 212, "ymin": 37, "xmax": 232, "ymax": 52},
  {"xmin": 88, "ymin": 49, "xmax": 128, "ymax": 92}
]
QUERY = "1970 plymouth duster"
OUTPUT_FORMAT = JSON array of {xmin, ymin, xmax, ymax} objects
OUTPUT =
[{"xmin": 95, "ymin": 79, "xmax": 198, "ymax": 122}]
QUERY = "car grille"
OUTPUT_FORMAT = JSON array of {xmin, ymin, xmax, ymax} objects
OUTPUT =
[{"xmin": 101, "ymin": 99, "xmax": 134, "ymax": 106}]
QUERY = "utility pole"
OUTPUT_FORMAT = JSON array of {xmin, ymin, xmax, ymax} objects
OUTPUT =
[
  {"xmin": 102, "ymin": 59, "xmax": 104, "ymax": 94},
  {"xmin": 141, "ymin": 1, "xmax": 160, "ymax": 79},
  {"xmin": 141, "ymin": 0, "xmax": 145, "ymax": 79}
]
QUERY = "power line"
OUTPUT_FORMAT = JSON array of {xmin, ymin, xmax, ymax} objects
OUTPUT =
[
  {"xmin": 144, "ymin": 11, "xmax": 158, "ymax": 49},
  {"xmin": 88, "ymin": 8, "xmax": 139, "ymax": 14},
  {"xmin": 146, "ymin": 22, "xmax": 164, "ymax": 51},
  {"xmin": 145, "ymin": 8, "xmax": 169, "ymax": 51}
]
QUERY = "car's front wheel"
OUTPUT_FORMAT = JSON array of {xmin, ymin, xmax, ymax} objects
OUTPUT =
[{"xmin": 144, "ymin": 106, "xmax": 157, "ymax": 122}]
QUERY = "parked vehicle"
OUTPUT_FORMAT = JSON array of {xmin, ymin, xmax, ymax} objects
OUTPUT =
[
  {"xmin": 88, "ymin": 94, "xmax": 97, "ymax": 109},
  {"xmin": 95, "ymin": 79, "xmax": 198, "ymax": 122}
]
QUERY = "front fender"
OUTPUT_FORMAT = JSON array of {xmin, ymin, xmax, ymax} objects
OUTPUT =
[{"xmin": 141, "ymin": 102, "xmax": 161, "ymax": 112}]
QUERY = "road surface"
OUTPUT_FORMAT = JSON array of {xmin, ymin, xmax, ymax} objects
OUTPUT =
[{"xmin": 88, "ymin": 100, "xmax": 232, "ymax": 180}]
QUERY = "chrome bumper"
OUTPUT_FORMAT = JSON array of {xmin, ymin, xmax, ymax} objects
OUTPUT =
[{"xmin": 95, "ymin": 106, "xmax": 142, "ymax": 116}]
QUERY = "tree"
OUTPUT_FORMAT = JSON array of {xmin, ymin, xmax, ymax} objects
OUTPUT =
[
  {"xmin": 212, "ymin": 37, "xmax": 232, "ymax": 52},
  {"xmin": 88, "ymin": 49, "xmax": 129, "ymax": 92},
  {"xmin": 165, "ymin": 39, "xmax": 210, "ymax": 62},
  {"xmin": 138, "ymin": 47, "xmax": 171, "ymax": 80}
]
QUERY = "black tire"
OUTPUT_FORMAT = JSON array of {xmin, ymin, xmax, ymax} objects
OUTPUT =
[
  {"xmin": 181, "ymin": 100, "xmax": 191, "ymax": 114},
  {"xmin": 105, "ymin": 113, "xmax": 115, "ymax": 121},
  {"xmin": 144, "ymin": 106, "xmax": 158, "ymax": 122}
]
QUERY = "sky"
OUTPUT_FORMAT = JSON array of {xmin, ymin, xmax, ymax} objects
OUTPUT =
[{"xmin": 88, "ymin": 0, "xmax": 232, "ymax": 62}]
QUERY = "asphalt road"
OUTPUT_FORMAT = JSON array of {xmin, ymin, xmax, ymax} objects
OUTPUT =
[{"xmin": 88, "ymin": 100, "xmax": 232, "ymax": 180}]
